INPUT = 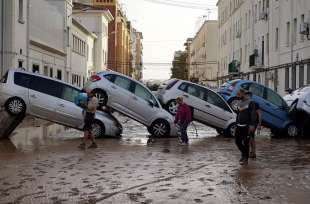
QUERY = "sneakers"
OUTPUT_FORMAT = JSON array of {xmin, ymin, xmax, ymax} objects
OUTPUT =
[
  {"xmin": 78, "ymin": 143, "xmax": 86, "ymax": 150},
  {"xmin": 88, "ymin": 143, "xmax": 98, "ymax": 149},
  {"xmin": 239, "ymin": 157, "xmax": 248, "ymax": 165}
]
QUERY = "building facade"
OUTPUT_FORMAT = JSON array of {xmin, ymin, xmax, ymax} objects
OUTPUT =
[
  {"xmin": 189, "ymin": 20, "xmax": 218, "ymax": 87},
  {"xmin": 184, "ymin": 38, "xmax": 193, "ymax": 80},
  {"xmin": 217, "ymin": 0, "xmax": 310, "ymax": 96},
  {"xmin": 131, "ymin": 29, "xmax": 143, "ymax": 80}
]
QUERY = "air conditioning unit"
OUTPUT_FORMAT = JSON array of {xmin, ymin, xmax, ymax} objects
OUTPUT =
[
  {"xmin": 300, "ymin": 23, "xmax": 309, "ymax": 35},
  {"xmin": 259, "ymin": 11, "xmax": 268, "ymax": 21},
  {"xmin": 236, "ymin": 31, "xmax": 241, "ymax": 39}
]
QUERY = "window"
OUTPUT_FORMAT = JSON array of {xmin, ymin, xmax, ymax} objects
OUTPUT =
[
  {"xmin": 18, "ymin": 60, "xmax": 23, "ymax": 68},
  {"xmin": 49, "ymin": 68, "xmax": 53, "ymax": 78},
  {"xmin": 186, "ymin": 84, "xmax": 200, "ymax": 98},
  {"xmin": 307, "ymin": 63, "xmax": 310, "ymax": 85},
  {"xmin": 301, "ymin": 14, "xmax": 305, "ymax": 42},
  {"xmin": 29, "ymin": 76, "xmax": 62, "ymax": 97},
  {"xmin": 275, "ymin": 28, "xmax": 279, "ymax": 50},
  {"xmin": 18, "ymin": 0, "xmax": 24, "ymax": 23},
  {"xmin": 249, "ymin": 83, "xmax": 264, "ymax": 97},
  {"xmin": 292, "ymin": 65, "xmax": 296, "ymax": 90},
  {"xmin": 265, "ymin": 89, "xmax": 285, "ymax": 107},
  {"xmin": 204, "ymin": 89, "xmax": 231, "ymax": 112},
  {"xmin": 72, "ymin": 35, "xmax": 86, "ymax": 56},
  {"xmin": 293, "ymin": 18, "xmax": 297, "ymax": 45},
  {"xmin": 299, "ymin": 64, "xmax": 304, "ymax": 88},
  {"xmin": 44, "ymin": 66, "xmax": 48, "ymax": 76},
  {"xmin": 14, "ymin": 72, "xmax": 31, "ymax": 88},
  {"xmin": 133, "ymin": 83, "xmax": 157, "ymax": 106},
  {"xmin": 114, "ymin": 76, "xmax": 131, "ymax": 90},
  {"xmin": 104, "ymin": 74, "xmax": 115, "ymax": 82},
  {"xmin": 32, "ymin": 64, "xmax": 40, "ymax": 73},
  {"xmin": 286, "ymin": 22, "xmax": 290, "ymax": 46},
  {"xmin": 266, "ymin": 33, "xmax": 269, "ymax": 56},
  {"xmin": 61, "ymin": 85, "xmax": 80, "ymax": 103},
  {"xmin": 285, "ymin": 67, "xmax": 289, "ymax": 89},
  {"xmin": 178, "ymin": 82, "xmax": 187, "ymax": 91},
  {"xmin": 254, "ymin": 4, "xmax": 257, "ymax": 23},
  {"xmin": 57, "ymin": 69, "xmax": 62, "ymax": 80}
]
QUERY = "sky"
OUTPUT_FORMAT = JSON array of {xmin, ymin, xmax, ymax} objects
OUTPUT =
[{"xmin": 119, "ymin": 0, "xmax": 218, "ymax": 80}]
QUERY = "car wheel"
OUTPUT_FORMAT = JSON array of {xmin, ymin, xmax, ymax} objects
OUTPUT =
[
  {"xmin": 150, "ymin": 120, "xmax": 170, "ymax": 137},
  {"xmin": 166, "ymin": 100, "xmax": 178, "ymax": 115},
  {"xmin": 92, "ymin": 120, "xmax": 105, "ymax": 138},
  {"xmin": 5, "ymin": 97, "xmax": 26, "ymax": 116},
  {"xmin": 228, "ymin": 98, "xmax": 240, "ymax": 112},
  {"xmin": 93, "ymin": 90, "xmax": 108, "ymax": 106},
  {"xmin": 224, "ymin": 123, "xmax": 236, "ymax": 137},
  {"xmin": 285, "ymin": 123, "xmax": 299, "ymax": 137}
]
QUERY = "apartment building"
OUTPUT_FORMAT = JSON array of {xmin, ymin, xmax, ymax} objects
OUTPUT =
[
  {"xmin": 131, "ymin": 29, "xmax": 143, "ymax": 80},
  {"xmin": 217, "ymin": 0, "xmax": 310, "ymax": 95},
  {"xmin": 189, "ymin": 20, "xmax": 218, "ymax": 87}
]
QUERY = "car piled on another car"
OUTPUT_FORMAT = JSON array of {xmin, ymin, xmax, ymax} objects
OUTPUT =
[
  {"xmin": 0, "ymin": 69, "xmax": 122, "ymax": 138},
  {"xmin": 157, "ymin": 79, "xmax": 236, "ymax": 137},
  {"xmin": 218, "ymin": 79, "xmax": 299, "ymax": 137},
  {"xmin": 84, "ymin": 71, "xmax": 177, "ymax": 137}
]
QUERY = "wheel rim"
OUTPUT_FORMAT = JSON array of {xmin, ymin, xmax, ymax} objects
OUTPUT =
[
  {"xmin": 168, "ymin": 101, "xmax": 178, "ymax": 114},
  {"xmin": 94, "ymin": 92, "xmax": 106, "ymax": 106},
  {"xmin": 153, "ymin": 122, "xmax": 168, "ymax": 137},
  {"xmin": 92, "ymin": 123, "xmax": 102, "ymax": 138},
  {"xmin": 230, "ymin": 99, "xmax": 240, "ymax": 111},
  {"xmin": 9, "ymin": 100, "xmax": 23, "ymax": 114},
  {"xmin": 287, "ymin": 125, "xmax": 298, "ymax": 137}
]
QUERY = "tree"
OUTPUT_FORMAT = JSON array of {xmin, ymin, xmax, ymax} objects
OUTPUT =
[{"xmin": 171, "ymin": 51, "xmax": 188, "ymax": 80}]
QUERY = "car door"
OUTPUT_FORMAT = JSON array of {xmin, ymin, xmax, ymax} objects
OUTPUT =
[
  {"xmin": 263, "ymin": 88, "xmax": 288, "ymax": 128},
  {"xmin": 128, "ymin": 82, "xmax": 159, "ymax": 125},
  {"xmin": 203, "ymin": 89, "xmax": 234, "ymax": 129},
  {"xmin": 28, "ymin": 76, "xmax": 62, "ymax": 120},
  {"xmin": 108, "ymin": 75, "xmax": 132, "ymax": 114},
  {"xmin": 55, "ymin": 84, "xmax": 84, "ymax": 128}
]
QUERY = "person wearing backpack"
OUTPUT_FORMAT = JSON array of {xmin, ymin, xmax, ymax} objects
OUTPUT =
[{"xmin": 235, "ymin": 89, "xmax": 257, "ymax": 165}]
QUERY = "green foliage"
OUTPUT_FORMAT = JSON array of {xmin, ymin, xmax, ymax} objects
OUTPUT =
[{"xmin": 171, "ymin": 52, "xmax": 188, "ymax": 80}]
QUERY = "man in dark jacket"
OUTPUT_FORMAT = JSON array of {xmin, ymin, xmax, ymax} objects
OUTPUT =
[
  {"xmin": 235, "ymin": 89, "xmax": 257, "ymax": 165},
  {"xmin": 174, "ymin": 96, "xmax": 192, "ymax": 145}
]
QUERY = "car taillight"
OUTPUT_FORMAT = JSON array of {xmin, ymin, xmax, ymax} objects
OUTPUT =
[
  {"xmin": 90, "ymin": 75, "xmax": 101, "ymax": 82},
  {"xmin": 166, "ymin": 80, "xmax": 179, "ymax": 90}
]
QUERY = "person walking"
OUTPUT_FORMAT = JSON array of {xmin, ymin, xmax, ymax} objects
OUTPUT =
[
  {"xmin": 174, "ymin": 96, "xmax": 192, "ymax": 145},
  {"xmin": 79, "ymin": 89, "xmax": 99, "ymax": 149},
  {"xmin": 247, "ymin": 92, "xmax": 262, "ymax": 159},
  {"xmin": 235, "ymin": 89, "xmax": 257, "ymax": 165}
]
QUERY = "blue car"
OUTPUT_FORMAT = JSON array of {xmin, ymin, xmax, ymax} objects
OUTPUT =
[{"xmin": 218, "ymin": 79, "xmax": 298, "ymax": 137}]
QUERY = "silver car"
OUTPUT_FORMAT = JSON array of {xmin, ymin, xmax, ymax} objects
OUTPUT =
[
  {"xmin": 84, "ymin": 71, "xmax": 177, "ymax": 137},
  {"xmin": 0, "ymin": 69, "xmax": 122, "ymax": 138},
  {"xmin": 157, "ymin": 79, "xmax": 236, "ymax": 136}
]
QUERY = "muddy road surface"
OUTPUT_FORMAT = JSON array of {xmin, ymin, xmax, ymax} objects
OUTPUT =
[{"xmin": 1, "ymin": 117, "xmax": 310, "ymax": 204}]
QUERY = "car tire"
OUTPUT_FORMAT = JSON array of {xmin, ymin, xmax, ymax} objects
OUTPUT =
[
  {"xmin": 166, "ymin": 100, "xmax": 178, "ymax": 115},
  {"xmin": 228, "ymin": 97, "xmax": 240, "ymax": 112},
  {"xmin": 224, "ymin": 123, "xmax": 236, "ymax": 137},
  {"xmin": 149, "ymin": 119, "xmax": 170, "ymax": 137},
  {"xmin": 5, "ymin": 97, "xmax": 26, "ymax": 116},
  {"xmin": 93, "ymin": 89, "xmax": 108, "ymax": 107},
  {"xmin": 285, "ymin": 123, "xmax": 299, "ymax": 137},
  {"xmin": 92, "ymin": 120, "xmax": 105, "ymax": 138}
]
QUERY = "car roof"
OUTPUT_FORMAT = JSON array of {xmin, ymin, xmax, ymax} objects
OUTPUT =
[
  {"xmin": 9, "ymin": 68, "xmax": 81, "ymax": 90},
  {"xmin": 178, "ymin": 79, "xmax": 219, "ymax": 94}
]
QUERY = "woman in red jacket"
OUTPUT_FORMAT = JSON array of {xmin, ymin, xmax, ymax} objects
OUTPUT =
[{"xmin": 174, "ymin": 96, "xmax": 192, "ymax": 145}]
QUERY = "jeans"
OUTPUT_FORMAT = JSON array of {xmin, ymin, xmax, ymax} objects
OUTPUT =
[
  {"xmin": 235, "ymin": 125, "xmax": 250, "ymax": 159},
  {"xmin": 179, "ymin": 123, "xmax": 189, "ymax": 143}
]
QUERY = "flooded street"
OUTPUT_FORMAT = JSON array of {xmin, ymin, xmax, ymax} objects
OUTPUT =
[{"xmin": 1, "ymin": 116, "xmax": 310, "ymax": 204}]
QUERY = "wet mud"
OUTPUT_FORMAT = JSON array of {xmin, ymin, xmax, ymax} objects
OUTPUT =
[{"xmin": 0, "ymin": 116, "xmax": 310, "ymax": 203}]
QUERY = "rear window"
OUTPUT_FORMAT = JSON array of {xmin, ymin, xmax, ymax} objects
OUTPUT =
[{"xmin": 1, "ymin": 72, "xmax": 8, "ymax": 83}]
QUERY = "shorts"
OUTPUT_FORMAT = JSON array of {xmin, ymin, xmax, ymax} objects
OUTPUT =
[{"xmin": 83, "ymin": 112, "xmax": 95, "ymax": 131}]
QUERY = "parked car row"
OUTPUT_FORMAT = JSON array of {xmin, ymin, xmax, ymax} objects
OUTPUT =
[
  {"xmin": 1, "ymin": 68, "xmax": 306, "ymax": 139},
  {"xmin": 0, "ymin": 69, "xmax": 122, "ymax": 138}
]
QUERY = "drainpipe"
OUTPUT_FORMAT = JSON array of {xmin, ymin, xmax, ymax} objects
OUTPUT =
[
  {"xmin": 26, "ymin": 0, "xmax": 30, "ymax": 71},
  {"xmin": 1, "ymin": 0, "xmax": 5, "ymax": 77}
]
